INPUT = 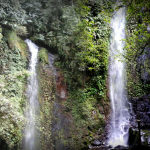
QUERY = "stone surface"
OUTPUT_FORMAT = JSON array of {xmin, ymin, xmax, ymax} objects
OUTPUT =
[
  {"xmin": 138, "ymin": 47, "xmax": 150, "ymax": 83},
  {"xmin": 92, "ymin": 139, "xmax": 101, "ymax": 146},
  {"xmin": 114, "ymin": 145, "xmax": 127, "ymax": 149},
  {"xmin": 130, "ymin": 95, "xmax": 150, "ymax": 129}
]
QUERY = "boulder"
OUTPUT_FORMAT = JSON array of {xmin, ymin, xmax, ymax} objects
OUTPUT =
[{"xmin": 91, "ymin": 139, "xmax": 101, "ymax": 146}]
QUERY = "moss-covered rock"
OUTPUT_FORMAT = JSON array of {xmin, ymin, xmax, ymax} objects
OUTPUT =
[
  {"xmin": 38, "ymin": 48, "xmax": 49, "ymax": 65},
  {"xmin": 37, "ymin": 53, "xmax": 106, "ymax": 150},
  {"xmin": 37, "ymin": 62, "xmax": 55, "ymax": 150},
  {"xmin": 4, "ymin": 30, "xmax": 28, "ymax": 58}
]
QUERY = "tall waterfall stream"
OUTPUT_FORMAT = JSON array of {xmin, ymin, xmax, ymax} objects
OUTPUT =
[
  {"xmin": 108, "ymin": 7, "xmax": 130, "ymax": 147},
  {"xmin": 23, "ymin": 39, "xmax": 40, "ymax": 150}
]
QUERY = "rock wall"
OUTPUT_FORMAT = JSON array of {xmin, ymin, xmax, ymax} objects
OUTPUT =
[
  {"xmin": 37, "ymin": 48, "xmax": 107, "ymax": 150},
  {"xmin": 127, "ymin": 44, "xmax": 150, "ymax": 147}
]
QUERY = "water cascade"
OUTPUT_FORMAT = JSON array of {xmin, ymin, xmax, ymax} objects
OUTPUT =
[
  {"xmin": 108, "ymin": 7, "xmax": 130, "ymax": 147},
  {"xmin": 23, "ymin": 39, "xmax": 40, "ymax": 150}
]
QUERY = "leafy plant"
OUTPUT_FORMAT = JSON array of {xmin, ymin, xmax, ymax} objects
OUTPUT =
[
  {"xmin": 0, "ymin": 38, "xmax": 29, "ymax": 149},
  {"xmin": 38, "ymin": 48, "xmax": 49, "ymax": 65}
]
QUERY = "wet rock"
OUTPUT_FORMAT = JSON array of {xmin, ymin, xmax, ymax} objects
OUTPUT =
[
  {"xmin": 88, "ymin": 145, "xmax": 110, "ymax": 150},
  {"xmin": 88, "ymin": 144, "xmax": 94, "ymax": 149},
  {"xmin": 128, "ymin": 127, "xmax": 139, "ymax": 146},
  {"xmin": 105, "ymin": 124, "xmax": 112, "ymax": 132},
  {"xmin": 108, "ymin": 145, "xmax": 113, "ymax": 148},
  {"xmin": 130, "ymin": 94, "xmax": 150, "ymax": 129},
  {"xmin": 142, "ymin": 71, "xmax": 150, "ymax": 83},
  {"xmin": 114, "ymin": 145, "xmax": 126, "ymax": 149},
  {"xmin": 100, "ymin": 145, "xmax": 110, "ymax": 150},
  {"xmin": 105, "ymin": 135, "xmax": 109, "ymax": 140},
  {"xmin": 131, "ymin": 97, "xmax": 139, "ymax": 104},
  {"xmin": 92, "ymin": 139, "xmax": 101, "ymax": 146},
  {"xmin": 137, "ymin": 103, "xmax": 145, "ymax": 111}
]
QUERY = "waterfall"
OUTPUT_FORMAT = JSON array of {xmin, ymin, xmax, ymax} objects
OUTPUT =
[
  {"xmin": 108, "ymin": 7, "xmax": 130, "ymax": 147},
  {"xmin": 23, "ymin": 39, "xmax": 40, "ymax": 150}
]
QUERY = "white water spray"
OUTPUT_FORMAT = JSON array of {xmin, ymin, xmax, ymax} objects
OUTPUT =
[
  {"xmin": 108, "ymin": 7, "xmax": 130, "ymax": 147},
  {"xmin": 23, "ymin": 39, "xmax": 40, "ymax": 150}
]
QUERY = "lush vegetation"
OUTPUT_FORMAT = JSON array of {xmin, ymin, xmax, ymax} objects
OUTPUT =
[
  {"xmin": 1, "ymin": 0, "xmax": 150, "ymax": 149},
  {"xmin": 0, "ymin": 0, "xmax": 114, "ymax": 149},
  {"xmin": 50, "ymin": 1, "xmax": 113, "ymax": 145},
  {"xmin": 120, "ymin": 0, "xmax": 150, "ymax": 97},
  {"xmin": 0, "ymin": 33, "xmax": 28, "ymax": 149}
]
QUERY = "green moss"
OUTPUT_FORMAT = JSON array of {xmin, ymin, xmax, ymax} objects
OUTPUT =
[
  {"xmin": 30, "ymin": 36, "xmax": 37, "ymax": 42},
  {"xmin": 37, "ymin": 63, "xmax": 54, "ymax": 150},
  {"xmin": 38, "ymin": 48, "xmax": 49, "ymax": 65},
  {"xmin": 63, "ymin": 89, "xmax": 105, "ymax": 149},
  {"xmin": 127, "ymin": 55, "xmax": 150, "ymax": 97},
  {"xmin": 4, "ymin": 30, "xmax": 28, "ymax": 58}
]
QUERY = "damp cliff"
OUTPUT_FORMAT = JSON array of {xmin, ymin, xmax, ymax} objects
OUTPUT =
[
  {"xmin": 0, "ymin": 1, "xmax": 150, "ymax": 150},
  {"xmin": 0, "ymin": 27, "xmax": 108, "ymax": 150}
]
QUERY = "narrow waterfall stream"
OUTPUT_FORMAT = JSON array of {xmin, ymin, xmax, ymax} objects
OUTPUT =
[
  {"xmin": 108, "ymin": 7, "xmax": 130, "ymax": 147},
  {"xmin": 23, "ymin": 39, "xmax": 40, "ymax": 150}
]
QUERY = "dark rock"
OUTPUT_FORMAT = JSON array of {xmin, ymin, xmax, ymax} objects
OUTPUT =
[
  {"xmin": 108, "ymin": 145, "xmax": 113, "ymax": 148},
  {"xmin": 130, "ymin": 94, "xmax": 150, "ymax": 129},
  {"xmin": 137, "ymin": 103, "xmax": 145, "ymax": 111},
  {"xmin": 105, "ymin": 124, "xmax": 112, "ymax": 132},
  {"xmin": 132, "ymin": 97, "xmax": 139, "ymax": 104},
  {"xmin": 91, "ymin": 139, "xmax": 101, "ymax": 146},
  {"xmin": 142, "ymin": 71, "xmax": 150, "ymax": 83},
  {"xmin": 141, "ymin": 95, "xmax": 149, "ymax": 101},
  {"xmin": 99, "ymin": 138, "xmax": 102, "ymax": 142},
  {"xmin": 128, "ymin": 127, "xmax": 139, "ymax": 146},
  {"xmin": 114, "ymin": 145, "xmax": 126, "ymax": 149},
  {"xmin": 105, "ymin": 135, "xmax": 109, "ymax": 140}
]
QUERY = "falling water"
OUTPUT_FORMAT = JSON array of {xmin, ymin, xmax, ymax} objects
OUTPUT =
[
  {"xmin": 108, "ymin": 7, "xmax": 130, "ymax": 147},
  {"xmin": 23, "ymin": 39, "xmax": 40, "ymax": 150}
]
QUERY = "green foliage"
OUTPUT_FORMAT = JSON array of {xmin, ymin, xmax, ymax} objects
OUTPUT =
[
  {"xmin": 54, "ymin": 6, "xmax": 111, "ymax": 100},
  {"xmin": 38, "ymin": 48, "xmax": 49, "ymax": 65},
  {"xmin": 15, "ymin": 26, "xmax": 28, "ymax": 36},
  {"xmin": 0, "ymin": 41, "xmax": 27, "ymax": 74},
  {"xmin": 0, "ymin": 0, "xmax": 27, "ymax": 29},
  {"xmin": 142, "ymin": 130, "xmax": 150, "ymax": 139},
  {"xmin": 4, "ymin": 30, "xmax": 28, "ymax": 58},
  {"xmin": 64, "ymin": 89, "xmax": 104, "ymax": 137},
  {"xmin": 0, "ymin": 71, "xmax": 28, "ymax": 149},
  {"xmin": 0, "ymin": 0, "xmax": 112, "ymax": 148},
  {"xmin": 53, "ymin": 1, "xmax": 112, "ymax": 146},
  {"xmin": 123, "ymin": 0, "xmax": 150, "ymax": 58},
  {"xmin": 0, "ymin": 38, "xmax": 28, "ymax": 149},
  {"xmin": 121, "ymin": 0, "xmax": 150, "ymax": 97}
]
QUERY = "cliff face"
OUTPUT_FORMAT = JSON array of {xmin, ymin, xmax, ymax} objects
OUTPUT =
[
  {"xmin": 128, "ymin": 45, "xmax": 150, "ymax": 146},
  {"xmin": 37, "ymin": 48, "xmax": 106, "ymax": 150}
]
